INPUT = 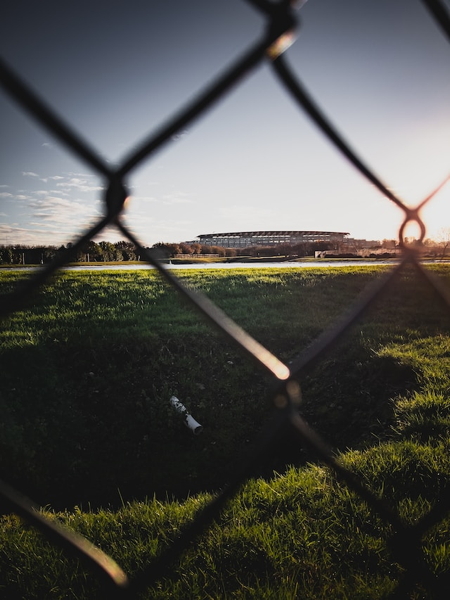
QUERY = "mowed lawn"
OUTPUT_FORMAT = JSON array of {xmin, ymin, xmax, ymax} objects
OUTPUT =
[{"xmin": 0, "ymin": 264, "xmax": 449, "ymax": 598}]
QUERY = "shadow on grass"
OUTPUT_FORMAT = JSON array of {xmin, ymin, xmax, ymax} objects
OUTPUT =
[{"xmin": 0, "ymin": 336, "xmax": 419, "ymax": 511}]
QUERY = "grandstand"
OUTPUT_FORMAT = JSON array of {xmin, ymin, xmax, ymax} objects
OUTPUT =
[{"xmin": 196, "ymin": 231, "xmax": 349, "ymax": 249}]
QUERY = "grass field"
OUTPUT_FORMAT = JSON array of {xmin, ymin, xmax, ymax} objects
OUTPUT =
[{"xmin": 0, "ymin": 264, "xmax": 449, "ymax": 598}]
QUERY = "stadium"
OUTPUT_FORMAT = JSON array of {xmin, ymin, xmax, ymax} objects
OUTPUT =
[{"xmin": 196, "ymin": 231, "xmax": 349, "ymax": 249}]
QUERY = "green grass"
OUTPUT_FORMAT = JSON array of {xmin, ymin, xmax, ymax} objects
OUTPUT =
[{"xmin": 0, "ymin": 264, "xmax": 449, "ymax": 598}]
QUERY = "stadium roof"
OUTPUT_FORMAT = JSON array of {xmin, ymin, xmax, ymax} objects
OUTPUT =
[{"xmin": 198, "ymin": 231, "xmax": 349, "ymax": 238}]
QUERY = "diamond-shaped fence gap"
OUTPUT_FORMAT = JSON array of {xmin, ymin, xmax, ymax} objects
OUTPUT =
[
  {"xmin": 116, "ymin": 221, "xmax": 290, "ymax": 382},
  {"xmin": 117, "ymin": 8, "xmax": 298, "ymax": 177},
  {"xmin": 271, "ymin": 56, "xmax": 409, "ymax": 213}
]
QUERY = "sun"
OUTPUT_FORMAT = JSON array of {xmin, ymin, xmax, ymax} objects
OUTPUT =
[{"xmin": 419, "ymin": 177, "xmax": 450, "ymax": 242}]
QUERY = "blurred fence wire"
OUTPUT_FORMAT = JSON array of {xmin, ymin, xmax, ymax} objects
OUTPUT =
[{"xmin": 1, "ymin": 0, "xmax": 450, "ymax": 597}]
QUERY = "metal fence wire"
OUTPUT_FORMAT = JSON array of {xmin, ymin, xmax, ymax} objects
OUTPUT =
[{"xmin": 1, "ymin": 0, "xmax": 450, "ymax": 597}]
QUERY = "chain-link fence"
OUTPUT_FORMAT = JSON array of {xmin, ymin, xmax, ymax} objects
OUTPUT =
[{"xmin": 1, "ymin": 0, "xmax": 450, "ymax": 597}]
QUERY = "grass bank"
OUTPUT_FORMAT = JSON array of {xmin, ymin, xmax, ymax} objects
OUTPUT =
[{"xmin": 0, "ymin": 265, "xmax": 449, "ymax": 598}]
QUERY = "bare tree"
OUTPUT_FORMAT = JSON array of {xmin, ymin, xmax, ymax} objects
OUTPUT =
[{"xmin": 437, "ymin": 227, "xmax": 450, "ymax": 260}]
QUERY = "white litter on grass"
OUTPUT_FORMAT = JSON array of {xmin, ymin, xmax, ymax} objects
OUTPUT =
[{"xmin": 170, "ymin": 396, "xmax": 203, "ymax": 435}]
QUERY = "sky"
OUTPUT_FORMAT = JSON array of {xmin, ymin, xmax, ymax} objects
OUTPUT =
[{"xmin": 1, "ymin": 0, "xmax": 449, "ymax": 248}]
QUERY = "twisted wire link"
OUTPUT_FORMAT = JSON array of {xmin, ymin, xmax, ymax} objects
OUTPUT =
[
  {"xmin": 0, "ymin": 0, "xmax": 449, "ymax": 597},
  {"xmin": 422, "ymin": 0, "xmax": 450, "ymax": 38}
]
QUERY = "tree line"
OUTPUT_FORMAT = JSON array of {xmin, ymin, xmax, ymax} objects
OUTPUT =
[
  {"xmin": 0, "ymin": 241, "xmax": 139, "ymax": 264},
  {"xmin": 1, "ymin": 239, "xmax": 340, "ymax": 264},
  {"xmin": 1, "ymin": 235, "xmax": 448, "ymax": 265}
]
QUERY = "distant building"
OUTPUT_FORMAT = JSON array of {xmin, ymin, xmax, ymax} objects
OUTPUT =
[{"xmin": 196, "ymin": 230, "xmax": 349, "ymax": 249}]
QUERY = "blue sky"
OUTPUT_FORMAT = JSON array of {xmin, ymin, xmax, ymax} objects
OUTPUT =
[{"xmin": 1, "ymin": 0, "xmax": 449, "ymax": 247}]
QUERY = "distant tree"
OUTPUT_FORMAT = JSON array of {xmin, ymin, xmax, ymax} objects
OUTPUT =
[
  {"xmin": 437, "ymin": 227, "xmax": 450, "ymax": 260},
  {"xmin": 87, "ymin": 241, "xmax": 103, "ymax": 261},
  {"xmin": 0, "ymin": 247, "xmax": 14, "ymax": 264},
  {"xmin": 260, "ymin": 246, "xmax": 276, "ymax": 257},
  {"xmin": 179, "ymin": 242, "xmax": 194, "ymax": 255},
  {"xmin": 99, "ymin": 241, "xmax": 119, "ymax": 261},
  {"xmin": 115, "ymin": 241, "xmax": 137, "ymax": 261},
  {"xmin": 311, "ymin": 241, "xmax": 334, "ymax": 253},
  {"xmin": 292, "ymin": 242, "xmax": 306, "ymax": 256},
  {"xmin": 77, "ymin": 240, "xmax": 103, "ymax": 262},
  {"xmin": 277, "ymin": 243, "xmax": 292, "ymax": 257},
  {"xmin": 152, "ymin": 242, "xmax": 180, "ymax": 258},
  {"xmin": 168, "ymin": 243, "xmax": 181, "ymax": 257},
  {"xmin": 43, "ymin": 247, "xmax": 57, "ymax": 262},
  {"xmin": 200, "ymin": 244, "xmax": 216, "ymax": 254},
  {"xmin": 26, "ymin": 246, "xmax": 45, "ymax": 264},
  {"xmin": 209, "ymin": 245, "xmax": 226, "ymax": 256},
  {"xmin": 152, "ymin": 242, "xmax": 170, "ymax": 258}
]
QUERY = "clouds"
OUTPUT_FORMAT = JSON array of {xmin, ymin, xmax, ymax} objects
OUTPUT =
[
  {"xmin": 0, "ymin": 171, "xmax": 104, "ymax": 246},
  {"xmin": 0, "ymin": 166, "xmax": 197, "ymax": 247},
  {"xmin": 20, "ymin": 172, "xmax": 103, "ymax": 191},
  {"xmin": 0, "ymin": 192, "xmax": 33, "ymax": 201},
  {"xmin": 29, "ymin": 195, "xmax": 98, "ymax": 222},
  {"xmin": 55, "ymin": 177, "xmax": 103, "ymax": 193},
  {"xmin": 0, "ymin": 222, "xmax": 61, "ymax": 247},
  {"xmin": 161, "ymin": 192, "xmax": 194, "ymax": 206}
]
